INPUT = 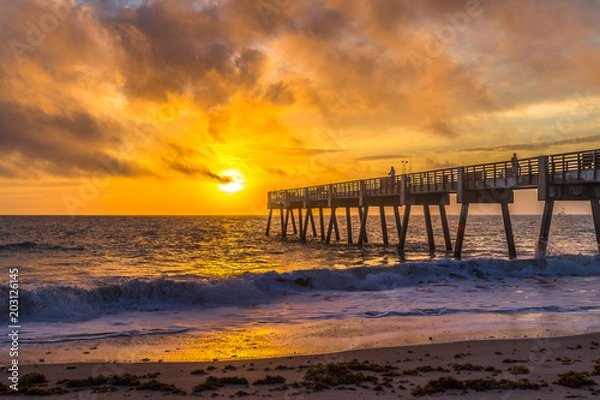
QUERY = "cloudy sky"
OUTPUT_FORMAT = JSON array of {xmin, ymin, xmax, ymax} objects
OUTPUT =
[{"xmin": 1, "ymin": 0, "xmax": 599, "ymax": 214}]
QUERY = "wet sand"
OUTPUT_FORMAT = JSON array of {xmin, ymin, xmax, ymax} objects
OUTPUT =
[{"xmin": 7, "ymin": 333, "xmax": 600, "ymax": 398}]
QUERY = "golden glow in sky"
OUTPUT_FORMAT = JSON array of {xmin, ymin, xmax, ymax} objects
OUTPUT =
[
  {"xmin": 1, "ymin": 0, "xmax": 599, "ymax": 215},
  {"xmin": 218, "ymin": 170, "xmax": 245, "ymax": 193}
]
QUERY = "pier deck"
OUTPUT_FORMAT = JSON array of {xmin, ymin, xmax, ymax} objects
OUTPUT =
[{"xmin": 266, "ymin": 148, "xmax": 600, "ymax": 258}]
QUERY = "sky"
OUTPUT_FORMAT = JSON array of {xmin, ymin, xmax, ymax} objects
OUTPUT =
[{"xmin": 1, "ymin": 0, "xmax": 600, "ymax": 215}]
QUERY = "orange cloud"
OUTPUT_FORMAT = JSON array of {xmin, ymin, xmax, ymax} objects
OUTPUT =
[{"xmin": 1, "ymin": 0, "xmax": 599, "ymax": 214}]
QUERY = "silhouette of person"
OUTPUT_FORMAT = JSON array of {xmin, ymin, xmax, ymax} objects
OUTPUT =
[
  {"xmin": 388, "ymin": 166, "xmax": 396, "ymax": 191},
  {"xmin": 511, "ymin": 153, "xmax": 518, "ymax": 176}
]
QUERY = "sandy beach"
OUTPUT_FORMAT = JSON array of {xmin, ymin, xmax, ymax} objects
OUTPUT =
[{"xmin": 5, "ymin": 333, "xmax": 599, "ymax": 398}]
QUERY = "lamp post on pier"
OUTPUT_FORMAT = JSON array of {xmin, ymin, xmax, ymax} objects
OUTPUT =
[{"xmin": 401, "ymin": 160, "xmax": 409, "ymax": 175}]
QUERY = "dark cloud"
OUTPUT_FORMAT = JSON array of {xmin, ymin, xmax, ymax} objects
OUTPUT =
[
  {"xmin": 167, "ymin": 142, "xmax": 206, "ymax": 159},
  {"xmin": 0, "ymin": 164, "xmax": 18, "ymax": 178},
  {"xmin": 357, "ymin": 154, "xmax": 412, "ymax": 162},
  {"xmin": 443, "ymin": 134, "xmax": 600, "ymax": 155},
  {"xmin": 162, "ymin": 157, "xmax": 232, "ymax": 183},
  {"xmin": 428, "ymin": 118, "xmax": 459, "ymax": 138},
  {"xmin": 269, "ymin": 147, "xmax": 345, "ymax": 157},
  {"xmin": 263, "ymin": 167, "xmax": 287, "ymax": 177},
  {"xmin": 0, "ymin": 100, "xmax": 142, "ymax": 177},
  {"xmin": 300, "ymin": 4, "xmax": 348, "ymax": 40},
  {"xmin": 263, "ymin": 82, "xmax": 295, "ymax": 106},
  {"xmin": 423, "ymin": 158, "xmax": 456, "ymax": 170}
]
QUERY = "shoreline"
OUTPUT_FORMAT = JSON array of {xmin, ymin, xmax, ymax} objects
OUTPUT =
[{"xmin": 7, "ymin": 332, "xmax": 600, "ymax": 398}]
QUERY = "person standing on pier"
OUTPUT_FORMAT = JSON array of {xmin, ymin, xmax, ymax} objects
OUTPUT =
[
  {"xmin": 511, "ymin": 153, "xmax": 519, "ymax": 176},
  {"xmin": 388, "ymin": 166, "xmax": 396, "ymax": 192}
]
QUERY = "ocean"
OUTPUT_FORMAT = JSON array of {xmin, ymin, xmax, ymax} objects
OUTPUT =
[{"xmin": 1, "ymin": 215, "xmax": 599, "ymax": 364}]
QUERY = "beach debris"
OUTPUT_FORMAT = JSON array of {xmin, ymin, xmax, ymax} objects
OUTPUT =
[
  {"xmin": 57, "ymin": 373, "xmax": 140, "ymax": 388},
  {"xmin": 451, "ymin": 363, "xmax": 484, "ymax": 372},
  {"xmin": 191, "ymin": 368, "xmax": 206, "ymax": 375},
  {"xmin": 556, "ymin": 356, "xmax": 576, "ymax": 365},
  {"xmin": 554, "ymin": 371, "xmax": 597, "ymax": 388},
  {"xmin": 411, "ymin": 376, "xmax": 464, "ymax": 396},
  {"xmin": 0, "ymin": 383, "xmax": 12, "ymax": 395},
  {"xmin": 302, "ymin": 361, "xmax": 379, "ymax": 390},
  {"xmin": 507, "ymin": 365, "xmax": 530, "ymax": 375},
  {"xmin": 21, "ymin": 386, "xmax": 69, "ymax": 396},
  {"xmin": 253, "ymin": 375, "xmax": 286, "ymax": 385},
  {"xmin": 502, "ymin": 358, "xmax": 528, "ymax": 363},
  {"xmin": 136, "ymin": 379, "xmax": 186, "ymax": 395},
  {"xmin": 412, "ymin": 376, "xmax": 546, "ymax": 396},
  {"xmin": 401, "ymin": 365, "xmax": 450, "ymax": 376},
  {"xmin": 5, "ymin": 373, "xmax": 68, "ymax": 396},
  {"xmin": 192, "ymin": 376, "xmax": 249, "ymax": 393},
  {"xmin": 275, "ymin": 364, "xmax": 295, "ymax": 370},
  {"xmin": 20, "ymin": 372, "xmax": 47, "ymax": 386},
  {"xmin": 140, "ymin": 372, "xmax": 161, "ymax": 379},
  {"xmin": 343, "ymin": 359, "xmax": 397, "ymax": 373},
  {"xmin": 451, "ymin": 363, "xmax": 500, "ymax": 374},
  {"xmin": 91, "ymin": 386, "xmax": 118, "ymax": 393}
]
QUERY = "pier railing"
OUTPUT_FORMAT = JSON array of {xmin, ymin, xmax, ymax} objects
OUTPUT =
[
  {"xmin": 548, "ymin": 149, "xmax": 600, "ymax": 184},
  {"xmin": 333, "ymin": 180, "xmax": 361, "ymax": 198},
  {"xmin": 364, "ymin": 177, "xmax": 401, "ymax": 196},
  {"xmin": 307, "ymin": 185, "xmax": 329, "ymax": 200},
  {"xmin": 267, "ymin": 148, "xmax": 600, "ymax": 208},
  {"xmin": 408, "ymin": 167, "xmax": 458, "ymax": 193},
  {"xmin": 462, "ymin": 157, "xmax": 539, "ymax": 189}
]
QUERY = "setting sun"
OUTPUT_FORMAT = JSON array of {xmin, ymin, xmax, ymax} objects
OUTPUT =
[{"xmin": 218, "ymin": 169, "xmax": 245, "ymax": 193}]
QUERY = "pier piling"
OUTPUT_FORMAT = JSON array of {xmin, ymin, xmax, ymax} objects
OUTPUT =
[
  {"xmin": 283, "ymin": 209, "xmax": 289, "ymax": 238},
  {"xmin": 591, "ymin": 200, "xmax": 600, "ymax": 253},
  {"xmin": 454, "ymin": 203, "xmax": 469, "ymax": 258},
  {"xmin": 423, "ymin": 205, "xmax": 435, "ymax": 254},
  {"xmin": 298, "ymin": 209, "xmax": 304, "ymax": 241},
  {"xmin": 393, "ymin": 206, "xmax": 402, "ymax": 243},
  {"xmin": 380, "ymin": 206, "xmax": 389, "ymax": 245},
  {"xmin": 501, "ymin": 203, "xmax": 516, "ymax": 259},
  {"xmin": 439, "ymin": 205, "xmax": 452, "ymax": 251},
  {"xmin": 536, "ymin": 200, "xmax": 554, "ymax": 258},
  {"xmin": 319, "ymin": 208, "xmax": 325, "ymax": 241},
  {"xmin": 267, "ymin": 148, "xmax": 600, "ymax": 258},
  {"xmin": 398, "ymin": 204, "xmax": 411, "ymax": 252},
  {"xmin": 265, "ymin": 209, "xmax": 273, "ymax": 236},
  {"xmin": 358, "ymin": 206, "xmax": 369, "ymax": 245},
  {"xmin": 346, "ymin": 207, "xmax": 353, "ymax": 244}
]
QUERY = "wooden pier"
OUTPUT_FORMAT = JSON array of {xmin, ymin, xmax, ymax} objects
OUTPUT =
[{"xmin": 266, "ymin": 148, "xmax": 600, "ymax": 258}]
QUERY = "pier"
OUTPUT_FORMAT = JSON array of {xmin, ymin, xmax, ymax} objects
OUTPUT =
[{"xmin": 266, "ymin": 148, "xmax": 600, "ymax": 258}]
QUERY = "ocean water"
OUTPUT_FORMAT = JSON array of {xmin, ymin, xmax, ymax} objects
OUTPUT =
[{"xmin": 1, "ymin": 215, "xmax": 599, "ymax": 363}]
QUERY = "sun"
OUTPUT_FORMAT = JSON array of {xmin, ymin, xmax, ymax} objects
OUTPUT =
[{"xmin": 218, "ymin": 169, "xmax": 245, "ymax": 193}]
